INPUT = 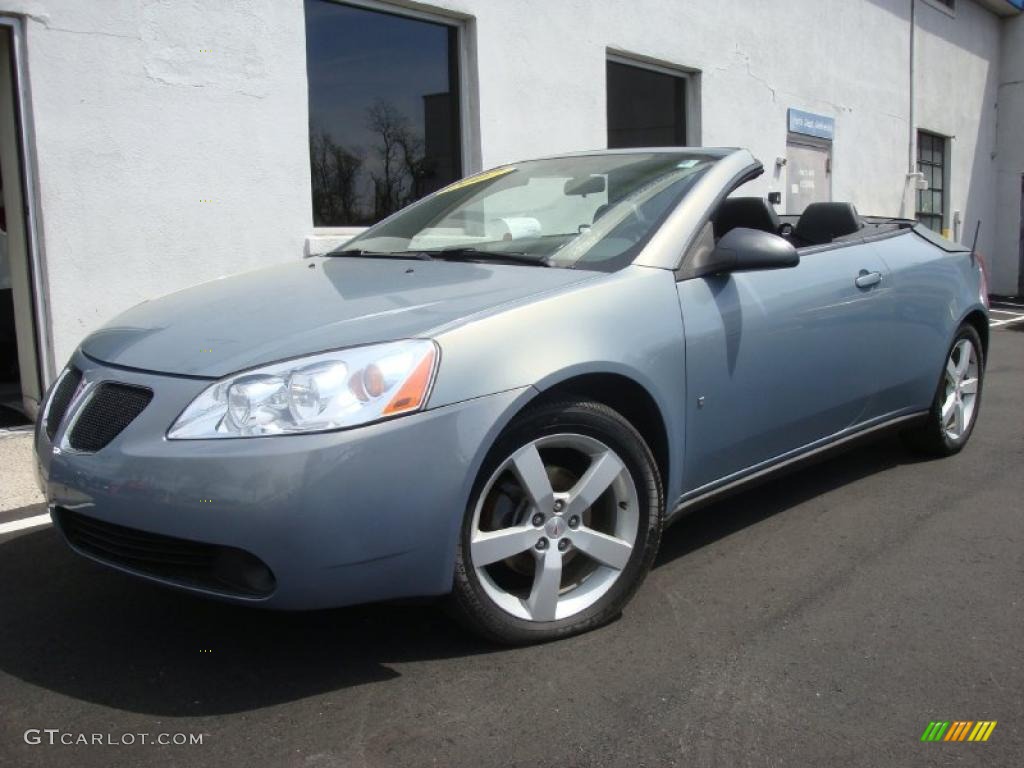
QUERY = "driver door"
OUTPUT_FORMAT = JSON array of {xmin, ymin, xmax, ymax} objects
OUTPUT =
[{"xmin": 676, "ymin": 234, "xmax": 891, "ymax": 493}]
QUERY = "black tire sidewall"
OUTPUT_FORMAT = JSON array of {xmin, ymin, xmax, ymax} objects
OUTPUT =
[{"xmin": 451, "ymin": 400, "xmax": 663, "ymax": 644}]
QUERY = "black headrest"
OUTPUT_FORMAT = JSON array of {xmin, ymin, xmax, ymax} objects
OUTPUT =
[
  {"xmin": 713, "ymin": 197, "xmax": 780, "ymax": 238},
  {"xmin": 794, "ymin": 202, "xmax": 863, "ymax": 245}
]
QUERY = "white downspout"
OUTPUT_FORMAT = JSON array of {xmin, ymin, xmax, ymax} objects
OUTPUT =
[
  {"xmin": 909, "ymin": 0, "xmax": 916, "ymax": 174},
  {"xmin": 904, "ymin": 0, "xmax": 925, "ymax": 218}
]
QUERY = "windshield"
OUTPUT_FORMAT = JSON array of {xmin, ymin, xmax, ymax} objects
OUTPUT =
[{"xmin": 332, "ymin": 151, "xmax": 721, "ymax": 271}]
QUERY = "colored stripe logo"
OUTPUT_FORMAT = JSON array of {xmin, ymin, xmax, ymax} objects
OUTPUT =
[{"xmin": 921, "ymin": 721, "xmax": 997, "ymax": 742}]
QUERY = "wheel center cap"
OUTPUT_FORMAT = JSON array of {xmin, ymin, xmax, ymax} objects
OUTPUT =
[{"xmin": 545, "ymin": 516, "xmax": 567, "ymax": 539}]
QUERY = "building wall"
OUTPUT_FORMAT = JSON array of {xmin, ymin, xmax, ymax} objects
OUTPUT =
[
  {"xmin": 994, "ymin": 13, "xmax": 1024, "ymax": 294},
  {"xmin": 915, "ymin": 0, "xmax": 1002, "ymax": 260},
  {"xmin": 0, "ymin": 0, "xmax": 1014, "ymax": 374},
  {"xmin": 3, "ymin": 0, "xmax": 312, "ymax": 370},
  {"xmin": 463, "ymin": 0, "xmax": 1002, "ymax": 265}
]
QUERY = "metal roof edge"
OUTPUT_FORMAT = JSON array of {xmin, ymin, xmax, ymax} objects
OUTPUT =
[{"xmin": 973, "ymin": 0, "xmax": 1023, "ymax": 18}]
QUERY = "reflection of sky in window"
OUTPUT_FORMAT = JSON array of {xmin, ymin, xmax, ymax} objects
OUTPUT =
[{"xmin": 305, "ymin": 0, "xmax": 450, "ymax": 153}]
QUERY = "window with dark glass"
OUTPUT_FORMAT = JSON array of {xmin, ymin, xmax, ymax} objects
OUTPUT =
[
  {"xmin": 305, "ymin": 1, "xmax": 462, "ymax": 227},
  {"xmin": 916, "ymin": 130, "xmax": 947, "ymax": 233},
  {"xmin": 607, "ymin": 59, "xmax": 686, "ymax": 149}
]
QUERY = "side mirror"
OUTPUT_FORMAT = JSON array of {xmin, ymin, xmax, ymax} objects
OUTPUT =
[{"xmin": 691, "ymin": 227, "xmax": 799, "ymax": 277}]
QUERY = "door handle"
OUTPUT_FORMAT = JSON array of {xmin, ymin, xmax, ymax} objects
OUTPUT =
[{"xmin": 855, "ymin": 270, "xmax": 882, "ymax": 289}]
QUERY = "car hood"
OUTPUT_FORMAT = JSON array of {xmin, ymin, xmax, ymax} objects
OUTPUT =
[{"xmin": 81, "ymin": 256, "xmax": 598, "ymax": 378}]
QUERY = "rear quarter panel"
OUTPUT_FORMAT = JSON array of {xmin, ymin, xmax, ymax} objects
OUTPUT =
[{"xmin": 870, "ymin": 229, "xmax": 987, "ymax": 414}]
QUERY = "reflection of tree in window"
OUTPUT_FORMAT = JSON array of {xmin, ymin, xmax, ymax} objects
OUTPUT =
[
  {"xmin": 367, "ymin": 100, "xmax": 439, "ymax": 220},
  {"xmin": 304, "ymin": 0, "xmax": 461, "ymax": 226},
  {"xmin": 309, "ymin": 129, "xmax": 363, "ymax": 226}
]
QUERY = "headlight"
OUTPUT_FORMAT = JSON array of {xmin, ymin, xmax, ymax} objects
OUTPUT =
[{"xmin": 168, "ymin": 340, "xmax": 438, "ymax": 439}]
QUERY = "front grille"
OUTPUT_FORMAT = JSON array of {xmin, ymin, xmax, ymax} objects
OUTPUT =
[
  {"xmin": 67, "ymin": 383, "xmax": 152, "ymax": 452},
  {"xmin": 45, "ymin": 368, "xmax": 82, "ymax": 440},
  {"xmin": 55, "ymin": 507, "xmax": 276, "ymax": 598}
]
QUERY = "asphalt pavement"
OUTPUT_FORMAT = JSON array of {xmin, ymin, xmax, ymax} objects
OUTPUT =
[{"xmin": 0, "ymin": 327, "xmax": 1021, "ymax": 768}]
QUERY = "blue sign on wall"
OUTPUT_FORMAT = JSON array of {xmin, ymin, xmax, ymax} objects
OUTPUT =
[{"xmin": 788, "ymin": 108, "xmax": 835, "ymax": 141}]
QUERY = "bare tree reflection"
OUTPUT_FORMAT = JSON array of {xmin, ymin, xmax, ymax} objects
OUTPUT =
[
  {"xmin": 367, "ymin": 100, "xmax": 417, "ymax": 219},
  {"xmin": 310, "ymin": 128, "xmax": 364, "ymax": 227},
  {"xmin": 310, "ymin": 100, "xmax": 441, "ymax": 226}
]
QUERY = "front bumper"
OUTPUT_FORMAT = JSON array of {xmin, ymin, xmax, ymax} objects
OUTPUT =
[{"xmin": 36, "ymin": 350, "xmax": 531, "ymax": 609}]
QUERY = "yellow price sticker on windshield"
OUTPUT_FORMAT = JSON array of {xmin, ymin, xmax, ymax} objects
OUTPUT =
[{"xmin": 440, "ymin": 166, "xmax": 515, "ymax": 194}]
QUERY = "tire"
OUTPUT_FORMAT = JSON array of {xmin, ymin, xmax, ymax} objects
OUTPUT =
[
  {"xmin": 449, "ymin": 399, "xmax": 663, "ymax": 645},
  {"xmin": 902, "ymin": 323, "xmax": 985, "ymax": 457}
]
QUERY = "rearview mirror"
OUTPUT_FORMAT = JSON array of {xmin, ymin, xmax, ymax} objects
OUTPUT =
[
  {"xmin": 691, "ymin": 227, "xmax": 799, "ymax": 277},
  {"xmin": 563, "ymin": 175, "xmax": 607, "ymax": 197}
]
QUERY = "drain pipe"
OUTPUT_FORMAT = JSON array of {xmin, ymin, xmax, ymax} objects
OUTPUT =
[
  {"xmin": 903, "ymin": 0, "xmax": 925, "ymax": 217},
  {"xmin": 908, "ymin": 0, "xmax": 916, "ymax": 174}
]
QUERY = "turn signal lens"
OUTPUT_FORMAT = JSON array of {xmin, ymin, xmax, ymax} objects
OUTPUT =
[
  {"xmin": 363, "ymin": 364, "xmax": 386, "ymax": 398},
  {"xmin": 383, "ymin": 347, "xmax": 437, "ymax": 415}
]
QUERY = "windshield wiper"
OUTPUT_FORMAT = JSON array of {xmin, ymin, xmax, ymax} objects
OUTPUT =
[
  {"xmin": 419, "ymin": 248, "xmax": 551, "ymax": 267},
  {"xmin": 329, "ymin": 247, "xmax": 550, "ymax": 267},
  {"xmin": 329, "ymin": 249, "xmax": 435, "ymax": 260}
]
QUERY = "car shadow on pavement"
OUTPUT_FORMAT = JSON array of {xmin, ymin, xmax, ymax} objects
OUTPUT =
[
  {"xmin": 0, "ymin": 435, "xmax": 929, "ymax": 717},
  {"xmin": 655, "ymin": 433, "xmax": 929, "ymax": 566},
  {"xmin": 0, "ymin": 524, "xmax": 491, "ymax": 717}
]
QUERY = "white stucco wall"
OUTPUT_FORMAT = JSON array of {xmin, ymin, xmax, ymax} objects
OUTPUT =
[
  {"xmin": 465, "ymin": 0, "xmax": 1003, "ymax": 254},
  {"xmin": 915, "ymin": 0, "xmax": 1002, "ymax": 259},
  {"xmin": 994, "ymin": 13, "xmax": 1023, "ymax": 294},
  {"xmin": 0, "ymin": 0, "xmax": 1015, "ymax": 375},
  {"xmin": 2, "ymin": 0, "xmax": 312, "ymax": 371}
]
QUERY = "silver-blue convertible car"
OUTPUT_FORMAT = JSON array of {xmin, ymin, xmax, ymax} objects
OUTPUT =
[{"xmin": 35, "ymin": 148, "xmax": 989, "ymax": 644}]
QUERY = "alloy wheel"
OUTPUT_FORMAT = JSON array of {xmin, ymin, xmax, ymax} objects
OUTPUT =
[
  {"xmin": 942, "ymin": 337, "xmax": 980, "ymax": 441},
  {"xmin": 469, "ymin": 433, "xmax": 639, "ymax": 622}
]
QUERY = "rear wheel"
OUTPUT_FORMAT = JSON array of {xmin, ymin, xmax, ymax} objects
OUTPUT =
[
  {"xmin": 902, "ymin": 323, "xmax": 984, "ymax": 456},
  {"xmin": 450, "ymin": 400, "xmax": 663, "ymax": 644}
]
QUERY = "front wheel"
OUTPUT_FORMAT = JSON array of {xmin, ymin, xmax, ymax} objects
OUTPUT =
[
  {"xmin": 449, "ymin": 400, "xmax": 663, "ymax": 645},
  {"xmin": 902, "ymin": 323, "xmax": 985, "ymax": 456}
]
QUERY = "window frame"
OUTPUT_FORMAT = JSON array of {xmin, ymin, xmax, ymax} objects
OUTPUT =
[
  {"xmin": 915, "ymin": 129, "xmax": 950, "ymax": 235},
  {"xmin": 605, "ymin": 50, "xmax": 701, "ymax": 149},
  {"xmin": 921, "ymin": 0, "xmax": 957, "ymax": 17},
  {"xmin": 306, "ymin": 0, "xmax": 478, "ymax": 240}
]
